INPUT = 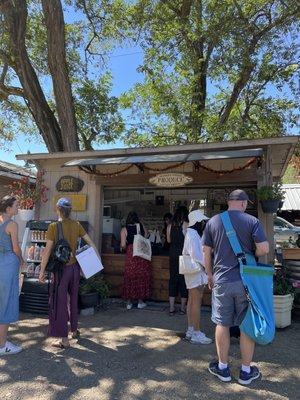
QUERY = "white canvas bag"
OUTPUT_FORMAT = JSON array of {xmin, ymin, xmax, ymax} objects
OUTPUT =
[
  {"xmin": 132, "ymin": 223, "xmax": 152, "ymax": 261},
  {"xmin": 179, "ymin": 255, "xmax": 204, "ymax": 274}
]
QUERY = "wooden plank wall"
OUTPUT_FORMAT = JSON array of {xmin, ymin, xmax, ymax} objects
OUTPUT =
[{"xmin": 102, "ymin": 254, "xmax": 212, "ymax": 305}]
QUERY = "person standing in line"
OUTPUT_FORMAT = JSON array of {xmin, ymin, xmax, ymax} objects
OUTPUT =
[
  {"xmin": 182, "ymin": 210, "xmax": 212, "ymax": 345},
  {"xmin": 167, "ymin": 206, "xmax": 189, "ymax": 315},
  {"xmin": 203, "ymin": 189, "xmax": 269, "ymax": 385},
  {"xmin": 121, "ymin": 211, "xmax": 152, "ymax": 310},
  {"xmin": 39, "ymin": 198, "xmax": 100, "ymax": 349},
  {"xmin": 162, "ymin": 212, "xmax": 172, "ymax": 254},
  {"xmin": 0, "ymin": 196, "xmax": 26, "ymax": 356}
]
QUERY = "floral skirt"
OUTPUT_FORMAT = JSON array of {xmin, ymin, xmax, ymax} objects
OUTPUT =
[{"xmin": 122, "ymin": 244, "xmax": 152, "ymax": 300}]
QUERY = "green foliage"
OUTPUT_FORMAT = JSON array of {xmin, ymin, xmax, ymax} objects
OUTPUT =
[
  {"xmin": 256, "ymin": 181, "xmax": 285, "ymax": 201},
  {"xmin": 75, "ymin": 74, "xmax": 124, "ymax": 150},
  {"xmin": 273, "ymin": 267, "xmax": 294, "ymax": 295},
  {"xmin": 120, "ymin": 0, "xmax": 300, "ymax": 146},
  {"xmin": 79, "ymin": 273, "xmax": 110, "ymax": 299}
]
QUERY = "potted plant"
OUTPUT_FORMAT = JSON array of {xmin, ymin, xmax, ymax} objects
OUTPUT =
[
  {"xmin": 273, "ymin": 265, "xmax": 294, "ymax": 328},
  {"xmin": 256, "ymin": 181, "xmax": 285, "ymax": 214},
  {"xmin": 6, "ymin": 170, "xmax": 48, "ymax": 221},
  {"xmin": 79, "ymin": 273, "xmax": 110, "ymax": 309}
]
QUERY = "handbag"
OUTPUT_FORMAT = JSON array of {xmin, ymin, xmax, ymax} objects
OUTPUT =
[
  {"xmin": 179, "ymin": 255, "xmax": 204, "ymax": 274},
  {"xmin": 132, "ymin": 223, "xmax": 152, "ymax": 261},
  {"xmin": 220, "ymin": 211, "xmax": 275, "ymax": 345}
]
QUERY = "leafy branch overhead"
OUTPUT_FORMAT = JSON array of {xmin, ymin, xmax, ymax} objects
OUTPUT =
[{"xmin": 0, "ymin": 1, "xmax": 299, "ymax": 151}]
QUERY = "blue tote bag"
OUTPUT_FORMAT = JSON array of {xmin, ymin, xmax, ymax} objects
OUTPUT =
[{"xmin": 220, "ymin": 212, "xmax": 275, "ymax": 345}]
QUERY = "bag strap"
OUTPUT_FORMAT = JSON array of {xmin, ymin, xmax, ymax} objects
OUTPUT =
[
  {"xmin": 220, "ymin": 211, "xmax": 256, "ymax": 266},
  {"xmin": 136, "ymin": 223, "xmax": 140, "ymax": 235},
  {"xmin": 56, "ymin": 221, "xmax": 64, "ymax": 240}
]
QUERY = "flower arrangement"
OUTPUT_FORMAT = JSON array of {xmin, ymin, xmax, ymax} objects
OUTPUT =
[{"xmin": 7, "ymin": 170, "xmax": 48, "ymax": 210}]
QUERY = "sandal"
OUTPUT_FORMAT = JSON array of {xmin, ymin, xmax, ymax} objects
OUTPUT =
[
  {"xmin": 52, "ymin": 341, "xmax": 70, "ymax": 349},
  {"xmin": 71, "ymin": 330, "xmax": 80, "ymax": 339},
  {"xmin": 169, "ymin": 309, "xmax": 176, "ymax": 316},
  {"xmin": 179, "ymin": 310, "xmax": 186, "ymax": 315}
]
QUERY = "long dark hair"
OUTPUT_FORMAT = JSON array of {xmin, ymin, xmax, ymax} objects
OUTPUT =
[
  {"xmin": 190, "ymin": 219, "xmax": 208, "ymax": 237},
  {"xmin": 172, "ymin": 206, "xmax": 188, "ymax": 226},
  {"xmin": 0, "ymin": 196, "xmax": 17, "ymax": 214},
  {"xmin": 126, "ymin": 211, "xmax": 140, "ymax": 225}
]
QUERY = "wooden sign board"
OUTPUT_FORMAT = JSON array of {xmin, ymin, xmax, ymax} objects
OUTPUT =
[
  {"xmin": 54, "ymin": 194, "xmax": 87, "ymax": 211},
  {"xmin": 149, "ymin": 173, "xmax": 193, "ymax": 187},
  {"xmin": 56, "ymin": 176, "xmax": 84, "ymax": 192}
]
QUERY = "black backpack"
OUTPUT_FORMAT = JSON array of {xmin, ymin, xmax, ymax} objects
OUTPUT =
[{"xmin": 46, "ymin": 222, "xmax": 72, "ymax": 276}]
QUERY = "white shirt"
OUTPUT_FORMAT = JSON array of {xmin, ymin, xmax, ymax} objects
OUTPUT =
[{"xmin": 182, "ymin": 228, "xmax": 208, "ymax": 289}]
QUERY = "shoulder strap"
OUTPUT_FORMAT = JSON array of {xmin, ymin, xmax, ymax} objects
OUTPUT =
[
  {"xmin": 56, "ymin": 221, "xmax": 64, "ymax": 240},
  {"xmin": 220, "ymin": 211, "xmax": 256, "ymax": 266},
  {"xmin": 220, "ymin": 212, "xmax": 243, "ymax": 256},
  {"xmin": 136, "ymin": 223, "xmax": 140, "ymax": 235}
]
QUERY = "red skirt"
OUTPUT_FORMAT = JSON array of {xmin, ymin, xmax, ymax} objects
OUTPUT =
[{"xmin": 122, "ymin": 244, "xmax": 152, "ymax": 300}]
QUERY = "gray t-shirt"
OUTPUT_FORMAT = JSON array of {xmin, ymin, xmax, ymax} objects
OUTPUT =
[{"xmin": 202, "ymin": 210, "xmax": 267, "ymax": 283}]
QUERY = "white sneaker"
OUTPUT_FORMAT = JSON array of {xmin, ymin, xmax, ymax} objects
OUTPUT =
[
  {"xmin": 0, "ymin": 341, "xmax": 22, "ymax": 356},
  {"xmin": 126, "ymin": 303, "xmax": 133, "ymax": 310},
  {"xmin": 190, "ymin": 331, "xmax": 213, "ymax": 345},
  {"xmin": 184, "ymin": 328, "xmax": 194, "ymax": 341},
  {"xmin": 137, "ymin": 301, "xmax": 147, "ymax": 309}
]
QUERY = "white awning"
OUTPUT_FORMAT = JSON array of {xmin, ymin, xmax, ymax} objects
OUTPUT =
[{"xmin": 282, "ymin": 184, "xmax": 300, "ymax": 210}]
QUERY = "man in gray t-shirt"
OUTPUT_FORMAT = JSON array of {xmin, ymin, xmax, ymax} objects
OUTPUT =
[{"xmin": 203, "ymin": 189, "xmax": 269, "ymax": 385}]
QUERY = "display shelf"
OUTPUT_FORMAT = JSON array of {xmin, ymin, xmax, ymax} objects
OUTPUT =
[{"xmin": 30, "ymin": 240, "xmax": 47, "ymax": 243}]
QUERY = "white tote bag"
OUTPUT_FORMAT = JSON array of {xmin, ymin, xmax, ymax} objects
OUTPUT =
[
  {"xmin": 179, "ymin": 255, "xmax": 204, "ymax": 275},
  {"xmin": 133, "ymin": 223, "xmax": 152, "ymax": 261}
]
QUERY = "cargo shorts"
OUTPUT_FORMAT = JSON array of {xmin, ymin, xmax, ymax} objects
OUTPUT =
[{"xmin": 211, "ymin": 280, "xmax": 248, "ymax": 327}]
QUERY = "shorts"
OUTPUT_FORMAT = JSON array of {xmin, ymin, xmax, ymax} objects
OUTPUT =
[{"xmin": 211, "ymin": 280, "xmax": 248, "ymax": 327}]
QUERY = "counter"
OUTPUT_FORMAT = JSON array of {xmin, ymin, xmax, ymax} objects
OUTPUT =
[{"xmin": 102, "ymin": 254, "xmax": 211, "ymax": 305}]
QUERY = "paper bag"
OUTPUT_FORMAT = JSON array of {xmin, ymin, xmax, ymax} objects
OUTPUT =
[{"xmin": 76, "ymin": 245, "xmax": 103, "ymax": 279}]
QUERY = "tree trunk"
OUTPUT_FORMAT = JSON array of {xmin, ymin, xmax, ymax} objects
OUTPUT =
[
  {"xmin": 1, "ymin": 0, "xmax": 64, "ymax": 152},
  {"xmin": 41, "ymin": 0, "xmax": 79, "ymax": 152}
]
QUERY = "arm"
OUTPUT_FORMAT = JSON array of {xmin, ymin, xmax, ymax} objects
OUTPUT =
[
  {"xmin": 7, "ymin": 221, "xmax": 26, "ymax": 270},
  {"xmin": 120, "ymin": 228, "xmax": 127, "ymax": 250},
  {"xmin": 166, "ymin": 225, "xmax": 171, "ymax": 243},
  {"xmin": 39, "ymin": 240, "xmax": 54, "ymax": 282},
  {"xmin": 82, "ymin": 233, "xmax": 101, "ymax": 259},
  {"xmin": 255, "ymin": 241, "xmax": 269, "ymax": 257},
  {"xmin": 203, "ymin": 245, "xmax": 214, "ymax": 290}
]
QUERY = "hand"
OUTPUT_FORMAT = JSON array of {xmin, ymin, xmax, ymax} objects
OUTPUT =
[
  {"xmin": 39, "ymin": 271, "xmax": 46, "ymax": 283},
  {"xmin": 20, "ymin": 261, "xmax": 27, "ymax": 272},
  {"xmin": 207, "ymin": 273, "xmax": 214, "ymax": 290}
]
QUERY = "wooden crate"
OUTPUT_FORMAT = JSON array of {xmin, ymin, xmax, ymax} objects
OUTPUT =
[{"xmin": 282, "ymin": 248, "xmax": 300, "ymax": 260}]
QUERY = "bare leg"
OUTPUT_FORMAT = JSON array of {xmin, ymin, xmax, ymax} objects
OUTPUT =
[
  {"xmin": 187, "ymin": 294, "xmax": 192, "ymax": 327},
  {"xmin": 189, "ymin": 286, "xmax": 204, "ymax": 331},
  {"xmin": 180, "ymin": 297, "xmax": 187, "ymax": 312},
  {"xmin": 240, "ymin": 332, "xmax": 255, "ymax": 366},
  {"xmin": 169, "ymin": 296, "xmax": 175, "ymax": 312},
  {"xmin": 215, "ymin": 325, "xmax": 230, "ymax": 364},
  {"xmin": 0, "ymin": 324, "xmax": 9, "ymax": 347}
]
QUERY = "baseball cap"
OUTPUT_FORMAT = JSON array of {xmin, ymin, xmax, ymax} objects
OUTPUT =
[
  {"xmin": 227, "ymin": 189, "xmax": 251, "ymax": 202},
  {"xmin": 188, "ymin": 210, "xmax": 209, "ymax": 227},
  {"xmin": 56, "ymin": 197, "xmax": 72, "ymax": 208}
]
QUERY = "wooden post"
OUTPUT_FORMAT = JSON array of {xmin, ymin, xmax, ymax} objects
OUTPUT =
[
  {"xmin": 257, "ymin": 146, "xmax": 274, "ymax": 264},
  {"xmin": 88, "ymin": 178, "xmax": 103, "ymax": 251}
]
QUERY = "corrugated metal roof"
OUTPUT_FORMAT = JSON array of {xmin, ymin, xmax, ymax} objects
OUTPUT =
[
  {"xmin": 0, "ymin": 160, "xmax": 36, "ymax": 180},
  {"xmin": 282, "ymin": 184, "xmax": 300, "ymax": 210}
]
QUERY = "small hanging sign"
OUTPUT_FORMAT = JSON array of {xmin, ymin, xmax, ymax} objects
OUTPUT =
[
  {"xmin": 149, "ymin": 173, "xmax": 193, "ymax": 188},
  {"xmin": 56, "ymin": 176, "xmax": 84, "ymax": 192}
]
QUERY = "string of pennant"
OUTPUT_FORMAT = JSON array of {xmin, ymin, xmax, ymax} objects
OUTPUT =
[{"xmin": 79, "ymin": 157, "xmax": 259, "ymax": 178}]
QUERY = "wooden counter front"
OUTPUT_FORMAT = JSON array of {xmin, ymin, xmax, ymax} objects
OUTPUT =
[{"xmin": 102, "ymin": 254, "xmax": 211, "ymax": 305}]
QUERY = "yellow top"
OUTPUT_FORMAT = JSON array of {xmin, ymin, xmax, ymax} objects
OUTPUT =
[{"xmin": 46, "ymin": 219, "xmax": 86, "ymax": 265}]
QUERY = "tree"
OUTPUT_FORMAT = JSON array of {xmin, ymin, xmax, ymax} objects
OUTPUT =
[
  {"xmin": 119, "ymin": 0, "xmax": 300, "ymax": 146},
  {"xmin": 0, "ymin": 0, "xmax": 124, "ymax": 152}
]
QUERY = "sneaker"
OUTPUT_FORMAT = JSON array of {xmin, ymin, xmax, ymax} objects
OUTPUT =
[
  {"xmin": 190, "ymin": 331, "xmax": 213, "ymax": 345},
  {"xmin": 184, "ymin": 328, "xmax": 194, "ymax": 341},
  {"xmin": 208, "ymin": 361, "xmax": 232, "ymax": 382},
  {"xmin": 238, "ymin": 366, "xmax": 261, "ymax": 385},
  {"xmin": 0, "ymin": 341, "xmax": 22, "ymax": 356},
  {"xmin": 137, "ymin": 301, "xmax": 147, "ymax": 309},
  {"xmin": 126, "ymin": 303, "xmax": 133, "ymax": 310}
]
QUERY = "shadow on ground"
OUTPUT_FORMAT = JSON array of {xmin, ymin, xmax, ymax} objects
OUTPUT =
[{"xmin": 0, "ymin": 305, "xmax": 299, "ymax": 400}]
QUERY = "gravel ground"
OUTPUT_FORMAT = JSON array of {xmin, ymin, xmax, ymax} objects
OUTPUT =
[{"xmin": 0, "ymin": 303, "xmax": 299, "ymax": 400}]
